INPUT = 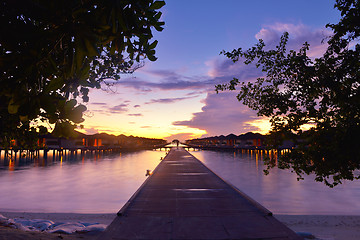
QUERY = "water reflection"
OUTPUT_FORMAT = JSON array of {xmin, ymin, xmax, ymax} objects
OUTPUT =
[
  {"xmin": 0, "ymin": 149, "xmax": 133, "ymax": 170},
  {"xmin": 190, "ymin": 149, "xmax": 360, "ymax": 215},
  {"xmin": 1, "ymin": 148, "xmax": 359, "ymax": 215},
  {"xmin": 0, "ymin": 149, "xmax": 167, "ymax": 213}
]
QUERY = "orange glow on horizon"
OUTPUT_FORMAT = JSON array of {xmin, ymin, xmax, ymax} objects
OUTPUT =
[
  {"xmin": 245, "ymin": 118, "xmax": 271, "ymax": 135},
  {"xmin": 77, "ymin": 124, "xmax": 206, "ymax": 142}
]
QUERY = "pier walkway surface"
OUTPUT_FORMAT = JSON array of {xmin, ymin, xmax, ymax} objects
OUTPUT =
[{"xmin": 99, "ymin": 148, "xmax": 301, "ymax": 239}]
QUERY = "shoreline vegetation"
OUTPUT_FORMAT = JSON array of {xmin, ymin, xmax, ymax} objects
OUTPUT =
[
  {"xmin": 0, "ymin": 212, "xmax": 360, "ymax": 240},
  {"xmin": 0, "ymin": 131, "xmax": 169, "ymax": 164},
  {"xmin": 1, "ymin": 131, "xmax": 167, "ymax": 152}
]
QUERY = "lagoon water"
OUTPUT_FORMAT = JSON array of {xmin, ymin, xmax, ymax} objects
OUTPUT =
[
  {"xmin": 191, "ymin": 150, "xmax": 360, "ymax": 215},
  {"xmin": 0, "ymin": 148, "xmax": 359, "ymax": 215},
  {"xmin": 0, "ymin": 150, "xmax": 166, "ymax": 213}
]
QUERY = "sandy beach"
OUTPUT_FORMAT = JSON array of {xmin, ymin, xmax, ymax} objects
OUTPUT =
[
  {"xmin": 0, "ymin": 226, "xmax": 99, "ymax": 240},
  {"xmin": 276, "ymin": 215, "xmax": 360, "ymax": 240},
  {"xmin": 1, "ymin": 212, "xmax": 360, "ymax": 240},
  {"xmin": 0, "ymin": 212, "xmax": 116, "ymax": 240}
]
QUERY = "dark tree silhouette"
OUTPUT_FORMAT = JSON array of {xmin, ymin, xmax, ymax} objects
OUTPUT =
[
  {"xmin": 216, "ymin": 0, "xmax": 360, "ymax": 187},
  {"xmin": 0, "ymin": 0, "xmax": 165, "ymax": 149}
]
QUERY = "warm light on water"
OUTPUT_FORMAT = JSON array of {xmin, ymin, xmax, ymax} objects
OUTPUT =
[
  {"xmin": 0, "ymin": 150, "xmax": 166, "ymax": 213},
  {"xmin": 0, "ymin": 148, "xmax": 359, "ymax": 215},
  {"xmin": 191, "ymin": 150, "xmax": 360, "ymax": 215}
]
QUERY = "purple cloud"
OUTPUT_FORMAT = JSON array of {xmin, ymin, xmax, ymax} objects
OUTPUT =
[
  {"xmin": 255, "ymin": 23, "xmax": 331, "ymax": 57},
  {"xmin": 86, "ymin": 109, "xmax": 112, "ymax": 116},
  {"xmin": 186, "ymin": 90, "xmax": 208, "ymax": 96},
  {"xmin": 91, "ymin": 102, "xmax": 108, "ymax": 106},
  {"xmin": 174, "ymin": 23, "xmax": 330, "ymax": 137},
  {"xmin": 145, "ymin": 96, "xmax": 197, "ymax": 104},
  {"xmin": 115, "ymin": 78, "xmax": 215, "ymax": 91},
  {"xmin": 140, "ymin": 69, "xmax": 185, "ymax": 81},
  {"xmin": 108, "ymin": 104, "xmax": 129, "ymax": 113},
  {"xmin": 105, "ymin": 68, "xmax": 210, "ymax": 91},
  {"xmin": 128, "ymin": 113, "xmax": 143, "ymax": 117},
  {"xmin": 90, "ymin": 23, "xmax": 330, "ymax": 139},
  {"xmin": 173, "ymin": 92, "xmax": 262, "ymax": 136},
  {"xmin": 206, "ymin": 57, "xmax": 261, "ymax": 80},
  {"xmin": 102, "ymin": 23, "xmax": 328, "ymax": 96}
]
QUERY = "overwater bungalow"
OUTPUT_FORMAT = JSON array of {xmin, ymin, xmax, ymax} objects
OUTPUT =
[
  {"xmin": 2, "ymin": 131, "xmax": 166, "ymax": 151},
  {"xmin": 185, "ymin": 132, "xmax": 265, "ymax": 149},
  {"xmin": 39, "ymin": 133, "xmax": 85, "ymax": 149}
]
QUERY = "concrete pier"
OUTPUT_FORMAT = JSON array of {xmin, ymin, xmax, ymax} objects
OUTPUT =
[{"xmin": 99, "ymin": 148, "xmax": 301, "ymax": 239}]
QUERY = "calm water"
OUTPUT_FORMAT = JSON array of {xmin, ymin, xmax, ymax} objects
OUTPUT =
[
  {"xmin": 0, "ymin": 148, "xmax": 359, "ymax": 215},
  {"xmin": 191, "ymin": 150, "xmax": 360, "ymax": 215},
  {"xmin": 0, "ymin": 150, "xmax": 167, "ymax": 213}
]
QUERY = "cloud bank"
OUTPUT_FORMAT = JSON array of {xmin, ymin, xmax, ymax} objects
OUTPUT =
[
  {"xmin": 173, "ymin": 92, "xmax": 262, "ymax": 137},
  {"xmin": 89, "ymin": 23, "xmax": 331, "ymax": 140},
  {"xmin": 145, "ymin": 96, "xmax": 198, "ymax": 105},
  {"xmin": 255, "ymin": 23, "xmax": 331, "ymax": 57},
  {"xmin": 173, "ymin": 23, "xmax": 330, "ymax": 138}
]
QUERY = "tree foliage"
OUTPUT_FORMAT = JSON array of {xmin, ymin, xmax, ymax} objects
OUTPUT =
[
  {"xmin": 0, "ymin": 0, "xmax": 164, "ymax": 149},
  {"xmin": 216, "ymin": 0, "xmax": 360, "ymax": 187}
]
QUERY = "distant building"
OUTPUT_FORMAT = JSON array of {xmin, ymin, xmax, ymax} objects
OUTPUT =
[
  {"xmin": 18, "ymin": 131, "xmax": 167, "ymax": 150},
  {"xmin": 185, "ymin": 132, "xmax": 265, "ymax": 149}
]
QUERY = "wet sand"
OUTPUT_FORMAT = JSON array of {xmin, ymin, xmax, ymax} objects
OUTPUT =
[{"xmin": 1, "ymin": 212, "xmax": 360, "ymax": 240}]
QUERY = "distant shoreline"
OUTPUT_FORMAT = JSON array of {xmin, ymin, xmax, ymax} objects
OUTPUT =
[{"xmin": 1, "ymin": 211, "xmax": 360, "ymax": 240}]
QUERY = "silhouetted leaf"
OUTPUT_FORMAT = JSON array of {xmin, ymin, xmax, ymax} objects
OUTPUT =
[
  {"xmin": 149, "ymin": 40, "xmax": 158, "ymax": 49},
  {"xmin": 147, "ymin": 54, "xmax": 157, "ymax": 61},
  {"xmin": 150, "ymin": 1, "xmax": 165, "ymax": 10}
]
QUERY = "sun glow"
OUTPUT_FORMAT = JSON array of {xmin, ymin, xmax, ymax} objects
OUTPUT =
[
  {"xmin": 76, "ymin": 87, "xmax": 207, "ymax": 140},
  {"xmin": 245, "ymin": 118, "xmax": 272, "ymax": 135}
]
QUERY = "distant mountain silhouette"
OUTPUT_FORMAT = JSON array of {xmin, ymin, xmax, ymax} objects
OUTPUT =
[{"xmin": 189, "ymin": 132, "xmax": 265, "ymax": 141}]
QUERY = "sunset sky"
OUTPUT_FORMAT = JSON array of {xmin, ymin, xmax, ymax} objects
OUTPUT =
[{"xmin": 79, "ymin": 0, "xmax": 340, "ymax": 142}]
